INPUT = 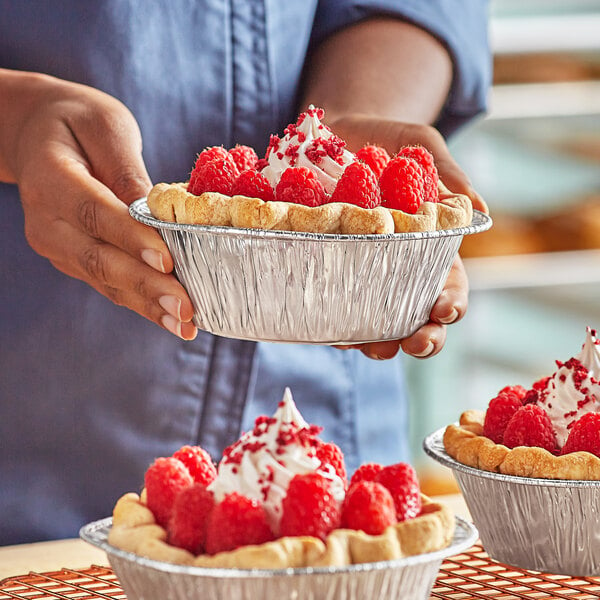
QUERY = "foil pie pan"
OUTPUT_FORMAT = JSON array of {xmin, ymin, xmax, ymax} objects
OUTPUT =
[
  {"xmin": 424, "ymin": 428, "xmax": 600, "ymax": 576},
  {"xmin": 80, "ymin": 516, "xmax": 477, "ymax": 600},
  {"xmin": 130, "ymin": 199, "xmax": 492, "ymax": 344}
]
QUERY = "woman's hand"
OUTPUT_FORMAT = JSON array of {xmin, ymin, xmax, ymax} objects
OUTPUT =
[
  {"xmin": 1, "ymin": 70, "xmax": 197, "ymax": 339},
  {"xmin": 330, "ymin": 114, "xmax": 485, "ymax": 360}
]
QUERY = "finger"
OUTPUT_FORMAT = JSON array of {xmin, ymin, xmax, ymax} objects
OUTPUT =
[
  {"xmin": 29, "ymin": 149, "xmax": 174, "ymax": 274},
  {"xmin": 63, "ymin": 92, "xmax": 153, "ymax": 205},
  {"xmin": 400, "ymin": 322, "xmax": 447, "ymax": 359},
  {"xmin": 46, "ymin": 218, "xmax": 197, "ymax": 334},
  {"xmin": 429, "ymin": 257, "xmax": 469, "ymax": 325},
  {"xmin": 358, "ymin": 340, "xmax": 401, "ymax": 361}
]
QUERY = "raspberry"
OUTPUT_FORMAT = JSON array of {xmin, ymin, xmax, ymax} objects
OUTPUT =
[
  {"xmin": 355, "ymin": 145, "xmax": 390, "ymax": 178},
  {"xmin": 482, "ymin": 391, "xmax": 524, "ymax": 444},
  {"xmin": 168, "ymin": 483, "xmax": 215, "ymax": 554},
  {"xmin": 279, "ymin": 473, "xmax": 340, "ymax": 541},
  {"xmin": 229, "ymin": 144, "xmax": 258, "ymax": 172},
  {"xmin": 188, "ymin": 155, "xmax": 240, "ymax": 196},
  {"xmin": 330, "ymin": 162, "xmax": 381, "ymax": 209},
  {"xmin": 374, "ymin": 463, "xmax": 421, "ymax": 522},
  {"xmin": 349, "ymin": 462, "xmax": 384, "ymax": 487},
  {"xmin": 315, "ymin": 442, "xmax": 347, "ymax": 484},
  {"xmin": 503, "ymin": 404, "xmax": 558, "ymax": 452},
  {"xmin": 144, "ymin": 457, "xmax": 194, "ymax": 527},
  {"xmin": 193, "ymin": 146, "xmax": 230, "ymax": 171},
  {"xmin": 498, "ymin": 385, "xmax": 528, "ymax": 400},
  {"xmin": 205, "ymin": 493, "xmax": 273, "ymax": 555},
  {"xmin": 232, "ymin": 169, "xmax": 275, "ymax": 202},
  {"xmin": 379, "ymin": 156, "xmax": 425, "ymax": 214},
  {"xmin": 256, "ymin": 157, "xmax": 268, "ymax": 171},
  {"xmin": 172, "ymin": 445, "xmax": 217, "ymax": 487},
  {"xmin": 561, "ymin": 413, "xmax": 600, "ymax": 458},
  {"xmin": 341, "ymin": 481, "xmax": 396, "ymax": 535},
  {"xmin": 397, "ymin": 145, "xmax": 439, "ymax": 203},
  {"xmin": 275, "ymin": 167, "xmax": 328, "ymax": 207},
  {"xmin": 523, "ymin": 377, "xmax": 551, "ymax": 405}
]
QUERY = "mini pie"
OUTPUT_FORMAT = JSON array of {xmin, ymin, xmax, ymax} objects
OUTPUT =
[
  {"xmin": 146, "ymin": 180, "xmax": 472, "ymax": 235},
  {"xmin": 145, "ymin": 105, "xmax": 474, "ymax": 235},
  {"xmin": 106, "ymin": 388, "xmax": 456, "ymax": 569},
  {"xmin": 108, "ymin": 491, "xmax": 454, "ymax": 568},
  {"xmin": 443, "ymin": 327, "xmax": 600, "ymax": 481},
  {"xmin": 444, "ymin": 410, "xmax": 600, "ymax": 480}
]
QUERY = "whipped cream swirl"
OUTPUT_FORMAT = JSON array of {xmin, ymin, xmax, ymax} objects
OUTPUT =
[
  {"xmin": 208, "ymin": 388, "xmax": 346, "ymax": 532},
  {"xmin": 261, "ymin": 106, "xmax": 355, "ymax": 194},
  {"xmin": 536, "ymin": 327, "xmax": 600, "ymax": 447}
]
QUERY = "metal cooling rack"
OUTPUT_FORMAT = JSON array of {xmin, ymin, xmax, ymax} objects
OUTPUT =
[
  {"xmin": 1, "ymin": 545, "xmax": 599, "ymax": 600},
  {"xmin": 0, "ymin": 565, "xmax": 125, "ymax": 600},
  {"xmin": 430, "ymin": 545, "xmax": 600, "ymax": 600}
]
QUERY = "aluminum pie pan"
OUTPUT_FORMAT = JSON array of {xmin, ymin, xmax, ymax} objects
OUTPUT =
[
  {"xmin": 130, "ymin": 198, "xmax": 492, "ymax": 344},
  {"xmin": 424, "ymin": 428, "xmax": 600, "ymax": 576},
  {"xmin": 80, "ymin": 516, "xmax": 477, "ymax": 600}
]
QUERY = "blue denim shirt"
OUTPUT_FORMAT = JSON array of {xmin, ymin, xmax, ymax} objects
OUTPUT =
[{"xmin": 0, "ymin": 0, "xmax": 490, "ymax": 544}]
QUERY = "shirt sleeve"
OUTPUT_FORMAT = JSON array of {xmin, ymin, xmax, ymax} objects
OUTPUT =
[{"xmin": 310, "ymin": 0, "xmax": 492, "ymax": 137}]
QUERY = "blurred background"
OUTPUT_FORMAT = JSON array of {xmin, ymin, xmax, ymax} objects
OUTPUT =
[{"xmin": 412, "ymin": 0, "xmax": 600, "ymax": 495}]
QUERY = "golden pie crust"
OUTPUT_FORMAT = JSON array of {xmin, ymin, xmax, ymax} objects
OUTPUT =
[
  {"xmin": 108, "ymin": 491, "xmax": 455, "ymax": 568},
  {"xmin": 146, "ymin": 181, "xmax": 472, "ymax": 235},
  {"xmin": 444, "ymin": 410, "xmax": 600, "ymax": 480}
]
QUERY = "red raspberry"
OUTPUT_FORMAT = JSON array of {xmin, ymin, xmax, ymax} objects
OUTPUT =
[
  {"xmin": 172, "ymin": 445, "xmax": 217, "ymax": 487},
  {"xmin": 315, "ymin": 442, "xmax": 347, "ymax": 485},
  {"xmin": 379, "ymin": 156, "xmax": 425, "ymax": 214},
  {"xmin": 205, "ymin": 493, "xmax": 273, "ymax": 555},
  {"xmin": 193, "ymin": 146, "xmax": 229, "ymax": 171},
  {"xmin": 256, "ymin": 157, "xmax": 268, "ymax": 171},
  {"xmin": 232, "ymin": 169, "xmax": 275, "ymax": 202},
  {"xmin": 374, "ymin": 463, "xmax": 421, "ymax": 522},
  {"xmin": 498, "ymin": 385, "xmax": 528, "ymax": 400},
  {"xmin": 397, "ymin": 145, "xmax": 439, "ymax": 202},
  {"xmin": 188, "ymin": 155, "xmax": 240, "ymax": 196},
  {"xmin": 561, "ymin": 413, "xmax": 600, "ymax": 458},
  {"xmin": 355, "ymin": 145, "xmax": 390, "ymax": 178},
  {"xmin": 229, "ymin": 144, "xmax": 258, "ymax": 172},
  {"xmin": 275, "ymin": 166, "xmax": 328, "ymax": 207},
  {"xmin": 349, "ymin": 462, "xmax": 384, "ymax": 487},
  {"xmin": 168, "ymin": 483, "xmax": 215, "ymax": 554},
  {"xmin": 279, "ymin": 473, "xmax": 341, "ymax": 541},
  {"xmin": 341, "ymin": 481, "xmax": 396, "ymax": 535},
  {"xmin": 144, "ymin": 457, "xmax": 193, "ymax": 527},
  {"xmin": 330, "ymin": 162, "xmax": 381, "ymax": 209},
  {"xmin": 503, "ymin": 404, "xmax": 558, "ymax": 452},
  {"xmin": 482, "ymin": 391, "xmax": 524, "ymax": 444}
]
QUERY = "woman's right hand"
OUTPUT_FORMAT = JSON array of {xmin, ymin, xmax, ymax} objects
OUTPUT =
[{"xmin": 0, "ymin": 69, "xmax": 197, "ymax": 339}]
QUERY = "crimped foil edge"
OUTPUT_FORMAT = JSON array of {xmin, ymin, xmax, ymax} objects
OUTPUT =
[{"xmin": 80, "ymin": 517, "xmax": 477, "ymax": 600}]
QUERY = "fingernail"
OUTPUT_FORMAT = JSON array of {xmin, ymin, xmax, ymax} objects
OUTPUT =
[
  {"xmin": 141, "ymin": 249, "xmax": 166, "ymax": 273},
  {"xmin": 161, "ymin": 314, "xmax": 183, "ymax": 338},
  {"xmin": 159, "ymin": 295, "xmax": 182, "ymax": 320},
  {"xmin": 412, "ymin": 341, "xmax": 435, "ymax": 358},
  {"xmin": 438, "ymin": 308, "xmax": 459, "ymax": 324}
]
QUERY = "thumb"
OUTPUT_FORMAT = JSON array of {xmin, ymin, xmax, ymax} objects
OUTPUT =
[
  {"xmin": 330, "ymin": 115, "xmax": 488, "ymax": 214},
  {"xmin": 67, "ymin": 93, "xmax": 152, "ymax": 205}
]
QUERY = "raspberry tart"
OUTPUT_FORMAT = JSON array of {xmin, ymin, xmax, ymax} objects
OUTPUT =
[
  {"xmin": 444, "ymin": 327, "xmax": 600, "ymax": 480},
  {"xmin": 147, "ymin": 106, "xmax": 473, "ymax": 235},
  {"xmin": 109, "ymin": 389, "xmax": 454, "ymax": 568}
]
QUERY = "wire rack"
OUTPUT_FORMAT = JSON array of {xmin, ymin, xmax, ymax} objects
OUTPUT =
[{"xmin": 1, "ymin": 544, "xmax": 599, "ymax": 600}]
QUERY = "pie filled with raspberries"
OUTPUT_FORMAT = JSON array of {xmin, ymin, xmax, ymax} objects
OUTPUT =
[
  {"xmin": 444, "ymin": 327, "xmax": 600, "ymax": 480},
  {"xmin": 109, "ymin": 389, "xmax": 455, "ymax": 568},
  {"xmin": 146, "ymin": 106, "xmax": 473, "ymax": 236}
]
